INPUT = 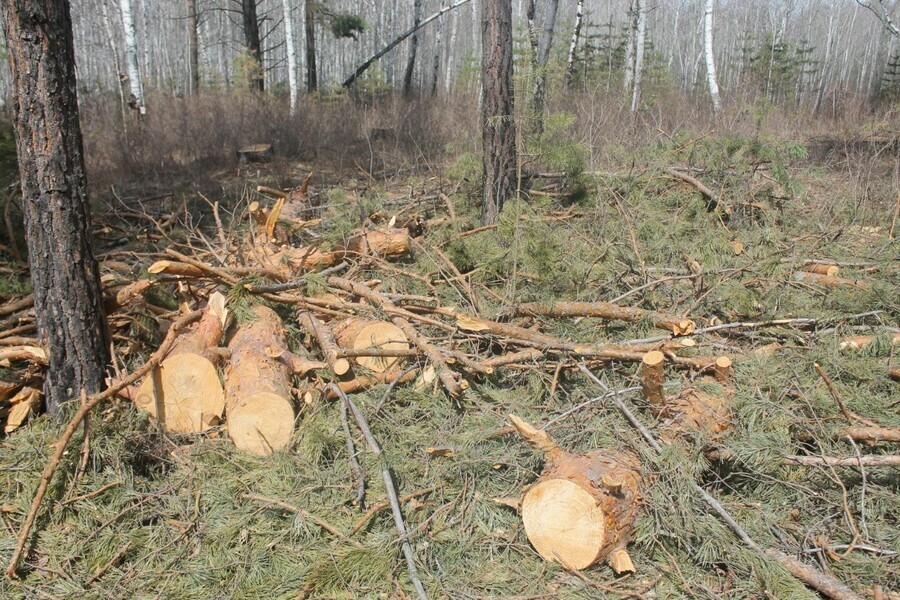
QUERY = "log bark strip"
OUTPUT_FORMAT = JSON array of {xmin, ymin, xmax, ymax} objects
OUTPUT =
[{"xmin": 516, "ymin": 300, "xmax": 696, "ymax": 335}]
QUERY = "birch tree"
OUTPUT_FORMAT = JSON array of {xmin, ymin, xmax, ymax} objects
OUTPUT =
[
  {"xmin": 704, "ymin": 0, "xmax": 722, "ymax": 115},
  {"xmin": 282, "ymin": 0, "xmax": 299, "ymax": 112},
  {"xmin": 403, "ymin": 0, "xmax": 421, "ymax": 95},
  {"xmin": 564, "ymin": 0, "xmax": 584, "ymax": 89},
  {"xmin": 119, "ymin": 0, "xmax": 145, "ymax": 113},
  {"xmin": 630, "ymin": 0, "xmax": 647, "ymax": 112},
  {"xmin": 532, "ymin": 0, "xmax": 559, "ymax": 133}
]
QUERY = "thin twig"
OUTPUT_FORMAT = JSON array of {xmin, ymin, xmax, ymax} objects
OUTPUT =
[
  {"xmin": 814, "ymin": 362, "xmax": 880, "ymax": 427},
  {"xmin": 340, "ymin": 400, "xmax": 366, "ymax": 509},
  {"xmin": 330, "ymin": 384, "xmax": 428, "ymax": 600},
  {"xmin": 243, "ymin": 493, "xmax": 362, "ymax": 547}
]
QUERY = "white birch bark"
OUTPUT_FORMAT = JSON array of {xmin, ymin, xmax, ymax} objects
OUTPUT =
[
  {"xmin": 624, "ymin": 0, "xmax": 637, "ymax": 93},
  {"xmin": 630, "ymin": 0, "xmax": 646, "ymax": 113},
  {"xmin": 704, "ymin": 0, "xmax": 722, "ymax": 116},
  {"xmin": 119, "ymin": 0, "xmax": 145, "ymax": 114},
  {"xmin": 564, "ymin": 0, "xmax": 584, "ymax": 88},
  {"xmin": 282, "ymin": 0, "xmax": 299, "ymax": 113}
]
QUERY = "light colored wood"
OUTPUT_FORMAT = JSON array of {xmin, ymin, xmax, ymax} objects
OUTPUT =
[
  {"xmin": 608, "ymin": 549, "xmax": 635, "ymax": 574},
  {"xmin": 793, "ymin": 271, "xmax": 867, "ymax": 290},
  {"xmin": 657, "ymin": 386, "xmax": 731, "ymax": 442},
  {"xmin": 298, "ymin": 312, "xmax": 351, "ymax": 375},
  {"xmin": 803, "ymin": 263, "xmax": 840, "ymax": 277},
  {"xmin": 515, "ymin": 300, "xmax": 696, "ymax": 335},
  {"xmin": 714, "ymin": 356, "xmax": 733, "ymax": 383},
  {"xmin": 333, "ymin": 317, "xmax": 410, "ymax": 372},
  {"xmin": 839, "ymin": 332, "xmax": 900, "ymax": 350},
  {"xmin": 225, "ymin": 305, "xmax": 296, "ymax": 455},
  {"xmin": 641, "ymin": 351, "xmax": 665, "ymax": 407},
  {"xmin": 237, "ymin": 143, "xmax": 273, "ymax": 164},
  {"xmin": 134, "ymin": 293, "xmax": 227, "ymax": 434},
  {"xmin": 346, "ymin": 228, "xmax": 410, "ymax": 257}
]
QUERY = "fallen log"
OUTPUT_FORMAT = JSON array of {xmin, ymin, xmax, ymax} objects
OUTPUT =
[
  {"xmin": 0, "ymin": 345, "xmax": 48, "ymax": 367},
  {"xmin": 509, "ymin": 414, "xmax": 641, "ymax": 572},
  {"xmin": 332, "ymin": 317, "xmax": 410, "ymax": 373},
  {"xmin": 298, "ymin": 312, "xmax": 351, "ymax": 376},
  {"xmin": 793, "ymin": 271, "xmax": 868, "ymax": 290},
  {"xmin": 515, "ymin": 300, "xmax": 696, "ymax": 335},
  {"xmin": 803, "ymin": 263, "xmax": 840, "ymax": 277},
  {"xmin": 839, "ymin": 331, "xmax": 900, "ymax": 350},
  {"xmin": 795, "ymin": 426, "xmax": 900, "ymax": 444},
  {"xmin": 134, "ymin": 293, "xmax": 228, "ymax": 434},
  {"xmin": 225, "ymin": 305, "xmax": 300, "ymax": 455}
]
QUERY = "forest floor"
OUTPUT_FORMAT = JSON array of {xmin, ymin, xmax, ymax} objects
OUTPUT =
[{"xmin": 0, "ymin": 129, "xmax": 898, "ymax": 599}]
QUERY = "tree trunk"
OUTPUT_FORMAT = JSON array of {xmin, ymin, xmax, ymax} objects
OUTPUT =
[
  {"xmin": 304, "ymin": 0, "xmax": 317, "ymax": 92},
  {"xmin": 563, "ymin": 0, "xmax": 584, "ymax": 89},
  {"xmin": 282, "ymin": 0, "xmax": 299, "ymax": 112},
  {"xmin": 403, "ymin": 0, "xmax": 422, "ymax": 95},
  {"xmin": 119, "ymin": 0, "xmax": 145, "ymax": 113},
  {"xmin": 623, "ymin": 0, "xmax": 637, "ymax": 93},
  {"xmin": 431, "ymin": 0, "xmax": 446, "ymax": 95},
  {"xmin": 2, "ymin": 0, "xmax": 111, "ymax": 415},
  {"xmin": 703, "ymin": 0, "xmax": 721, "ymax": 116},
  {"xmin": 241, "ymin": 0, "xmax": 263, "ymax": 92},
  {"xmin": 629, "ymin": 0, "xmax": 646, "ymax": 113},
  {"xmin": 532, "ymin": 0, "xmax": 559, "ymax": 134},
  {"xmin": 481, "ymin": 0, "xmax": 517, "ymax": 225},
  {"xmin": 187, "ymin": 0, "xmax": 200, "ymax": 93}
]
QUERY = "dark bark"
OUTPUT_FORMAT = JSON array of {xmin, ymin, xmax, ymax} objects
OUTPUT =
[
  {"xmin": 241, "ymin": 0, "xmax": 263, "ymax": 91},
  {"xmin": 402, "ymin": 0, "xmax": 422, "ymax": 96},
  {"xmin": 532, "ymin": 0, "xmax": 559, "ymax": 134},
  {"xmin": 1, "ymin": 0, "xmax": 111, "ymax": 414},
  {"xmin": 305, "ymin": 0, "xmax": 317, "ymax": 92},
  {"xmin": 187, "ymin": 0, "xmax": 200, "ymax": 93},
  {"xmin": 481, "ymin": 0, "xmax": 517, "ymax": 225}
]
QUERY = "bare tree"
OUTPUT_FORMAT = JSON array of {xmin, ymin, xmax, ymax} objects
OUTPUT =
[
  {"xmin": 119, "ymin": 0, "xmax": 145, "ymax": 112},
  {"xmin": 481, "ymin": 0, "xmax": 517, "ymax": 225},
  {"xmin": 1, "ymin": 0, "xmax": 111, "ymax": 415},
  {"xmin": 532, "ymin": 0, "xmax": 559, "ymax": 133},
  {"xmin": 282, "ymin": 0, "xmax": 299, "ymax": 111},
  {"xmin": 704, "ymin": 0, "xmax": 722, "ymax": 115},
  {"xmin": 403, "ymin": 0, "xmax": 422, "ymax": 95},
  {"xmin": 240, "ymin": 0, "xmax": 263, "ymax": 91},
  {"xmin": 630, "ymin": 0, "xmax": 647, "ymax": 113},
  {"xmin": 305, "ymin": 0, "xmax": 317, "ymax": 92},
  {"xmin": 564, "ymin": 0, "xmax": 584, "ymax": 89},
  {"xmin": 856, "ymin": 0, "xmax": 900, "ymax": 38},
  {"xmin": 187, "ymin": 0, "xmax": 200, "ymax": 93}
]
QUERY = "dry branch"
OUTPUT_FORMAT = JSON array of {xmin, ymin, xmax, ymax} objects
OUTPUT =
[
  {"xmin": 515, "ymin": 300, "xmax": 696, "ymax": 335},
  {"xmin": 664, "ymin": 167, "xmax": 723, "ymax": 212},
  {"xmin": 332, "ymin": 317, "xmax": 410, "ymax": 373},
  {"xmin": 298, "ymin": 311, "xmax": 351, "ymax": 376}
]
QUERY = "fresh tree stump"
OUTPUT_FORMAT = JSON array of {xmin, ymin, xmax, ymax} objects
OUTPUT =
[
  {"xmin": 134, "ymin": 293, "xmax": 227, "ymax": 433},
  {"xmin": 641, "ymin": 350, "xmax": 665, "ymax": 407},
  {"xmin": 332, "ymin": 317, "xmax": 410, "ymax": 373},
  {"xmin": 225, "ymin": 305, "xmax": 299, "ymax": 455},
  {"xmin": 237, "ymin": 143, "xmax": 273, "ymax": 164},
  {"xmin": 509, "ymin": 415, "xmax": 641, "ymax": 572}
]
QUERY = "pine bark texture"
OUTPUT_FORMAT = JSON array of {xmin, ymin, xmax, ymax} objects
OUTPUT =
[
  {"xmin": 241, "ymin": 0, "xmax": 264, "ymax": 91},
  {"xmin": 305, "ymin": 0, "xmax": 317, "ymax": 92},
  {"xmin": 481, "ymin": 0, "xmax": 517, "ymax": 225},
  {"xmin": 2, "ymin": 0, "xmax": 111, "ymax": 414}
]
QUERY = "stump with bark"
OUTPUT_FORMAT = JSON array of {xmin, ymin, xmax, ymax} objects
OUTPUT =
[
  {"xmin": 134, "ymin": 293, "xmax": 227, "ymax": 433},
  {"xmin": 509, "ymin": 415, "xmax": 641, "ymax": 572}
]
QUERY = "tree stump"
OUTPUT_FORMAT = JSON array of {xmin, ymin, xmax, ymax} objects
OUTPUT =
[
  {"xmin": 237, "ymin": 143, "xmax": 274, "ymax": 164},
  {"xmin": 510, "ymin": 415, "xmax": 641, "ymax": 572}
]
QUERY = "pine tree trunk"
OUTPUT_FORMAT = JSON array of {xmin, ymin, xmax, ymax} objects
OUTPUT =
[
  {"xmin": 282, "ymin": 0, "xmax": 299, "ymax": 112},
  {"xmin": 481, "ymin": 0, "xmax": 517, "ymax": 225},
  {"xmin": 703, "ymin": 0, "xmax": 721, "ymax": 116},
  {"xmin": 241, "ymin": 0, "xmax": 264, "ymax": 92},
  {"xmin": 187, "ymin": 0, "xmax": 200, "ymax": 93},
  {"xmin": 305, "ymin": 0, "xmax": 317, "ymax": 92},
  {"xmin": 403, "ymin": 0, "xmax": 422, "ymax": 95},
  {"xmin": 119, "ymin": 0, "xmax": 145, "ymax": 113},
  {"xmin": 563, "ymin": 0, "xmax": 584, "ymax": 89},
  {"xmin": 2, "ymin": 0, "xmax": 111, "ymax": 415}
]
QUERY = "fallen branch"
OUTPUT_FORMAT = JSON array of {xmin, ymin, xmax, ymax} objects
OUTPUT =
[
  {"xmin": 782, "ymin": 455, "xmax": 900, "ymax": 467},
  {"xmin": 6, "ymin": 310, "xmax": 204, "ymax": 579},
  {"xmin": 664, "ymin": 167, "xmax": 723, "ymax": 212},
  {"xmin": 515, "ymin": 300, "xmax": 695, "ymax": 335},
  {"xmin": 243, "ymin": 493, "xmax": 361, "ymax": 547}
]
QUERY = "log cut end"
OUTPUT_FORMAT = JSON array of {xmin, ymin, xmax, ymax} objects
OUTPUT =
[
  {"xmin": 334, "ymin": 318, "xmax": 410, "ymax": 373},
  {"xmin": 522, "ymin": 478, "xmax": 607, "ymax": 570},
  {"xmin": 227, "ymin": 391, "xmax": 295, "ymax": 455},
  {"xmin": 135, "ymin": 352, "xmax": 225, "ymax": 433}
]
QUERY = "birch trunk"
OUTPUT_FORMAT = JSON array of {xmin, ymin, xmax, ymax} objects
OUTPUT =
[
  {"xmin": 563, "ymin": 0, "xmax": 584, "ymax": 89},
  {"xmin": 119, "ymin": 0, "xmax": 145, "ymax": 113},
  {"xmin": 403, "ymin": 0, "xmax": 422, "ymax": 95},
  {"xmin": 623, "ymin": 0, "xmax": 637, "ymax": 94},
  {"xmin": 532, "ymin": 0, "xmax": 559, "ymax": 134},
  {"xmin": 629, "ymin": 0, "xmax": 646, "ymax": 113},
  {"xmin": 282, "ymin": 0, "xmax": 299, "ymax": 112},
  {"xmin": 703, "ymin": 0, "xmax": 721, "ymax": 116}
]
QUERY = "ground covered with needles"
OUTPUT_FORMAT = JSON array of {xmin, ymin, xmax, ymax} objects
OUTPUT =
[{"xmin": 1, "ymin": 132, "xmax": 898, "ymax": 599}]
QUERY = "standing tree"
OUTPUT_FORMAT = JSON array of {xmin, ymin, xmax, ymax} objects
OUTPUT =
[
  {"xmin": 629, "ymin": 0, "xmax": 647, "ymax": 113},
  {"xmin": 564, "ymin": 0, "xmax": 584, "ymax": 89},
  {"xmin": 531, "ymin": 0, "xmax": 559, "ymax": 133},
  {"xmin": 403, "ymin": 0, "xmax": 422, "ymax": 95},
  {"xmin": 119, "ymin": 0, "xmax": 145, "ymax": 113},
  {"xmin": 240, "ymin": 0, "xmax": 263, "ymax": 91},
  {"xmin": 1, "ymin": 0, "xmax": 111, "ymax": 415},
  {"xmin": 282, "ymin": 0, "xmax": 299, "ymax": 112},
  {"xmin": 187, "ymin": 0, "xmax": 200, "ymax": 93},
  {"xmin": 703, "ymin": 0, "xmax": 722, "ymax": 115},
  {"xmin": 305, "ymin": 0, "xmax": 317, "ymax": 92},
  {"xmin": 481, "ymin": 0, "xmax": 517, "ymax": 225}
]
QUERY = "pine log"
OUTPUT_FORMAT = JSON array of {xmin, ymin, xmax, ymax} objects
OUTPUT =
[
  {"xmin": 346, "ymin": 228, "xmax": 410, "ymax": 257},
  {"xmin": 332, "ymin": 317, "xmax": 410, "ymax": 373},
  {"xmin": 510, "ymin": 415, "xmax": 641, "ymax": 572},
  {"xmin": 225, "ymin": 305, "xmax": 300, "ymax": 455},
  {"xmin": 796, "ymin": 426, "xmax": 900, "ymax": 444},
  {"xmin": 803, "ymin": 263, "xmax": 840, "ymax": 277},
  {"xmin": 793, "ymin": 271, "xmax": 868, "ymax": 289},
  {"xmin": 324, "ymin": 368, "xmax": 420, "ymax": 397},
  {"xmin": 135, "ymin": 293, "xmax": 228, "ymax": 434},
  {"xmin": 890, "ymin": 368, "xmax": 900, "ymax": 381},
  {"xmin": 515, "ymin": 301, "xmax": 696, "ymax": 335},
  {"xmin": 298, "ymin": 312, "xmax": 351, "ymax": 375},
  {"xmin": 839, "ymin": 332, "xmax": 900, "ymax": 350}
]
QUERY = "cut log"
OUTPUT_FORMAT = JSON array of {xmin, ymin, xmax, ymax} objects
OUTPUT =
[
  {"xmin": 225, "ymin": 305, "xmax": 297, "ymax": 455},
  {"xmin": 793, "ymin": 271, "xmax": 867, "ymax": 290},
  {"xmin": 298, "ymin": 312, "xmax": 350, "ymax": 376},
  {"xmin": 839, "ymin": 332, "xmax": 900, "ymax": 350},
  {"xmin": 134, "ymin": 293, "xmax": 227, "ymax": 434},
  {"xmin": 713, "ymin": 356, "xmax": 733, "ymax": 384},
  {"xmin": 237, "ymin": 143, "xmax": 274, "ymax": 164},
  {"xmin": 509, "ymin": 415, "xmax": 641, "ymax": 572},
  {"xmin": 147, "ymin": 260, "xmax": 205, "ymax": 278},
  {"xmin": 3, "ymin": 387, "xmax": 41, "ymax": 434},
  {"xmin": 332, "ymin": 317, "xmax": 410, "ymax": 373},
  {"xmin": 516, "ymin": 300, "xmax": 696, "ymax": 335},
  {"xmin": 890, "ymin": 368, "xmax": 900, "ymax": 382},
  {"xmin": 346, "ymin": 228, "xmax": 411, "ymax": 258},
  {"xmin": 803, "ymin": 263, "xmax": 840, "ymax": 277}
]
